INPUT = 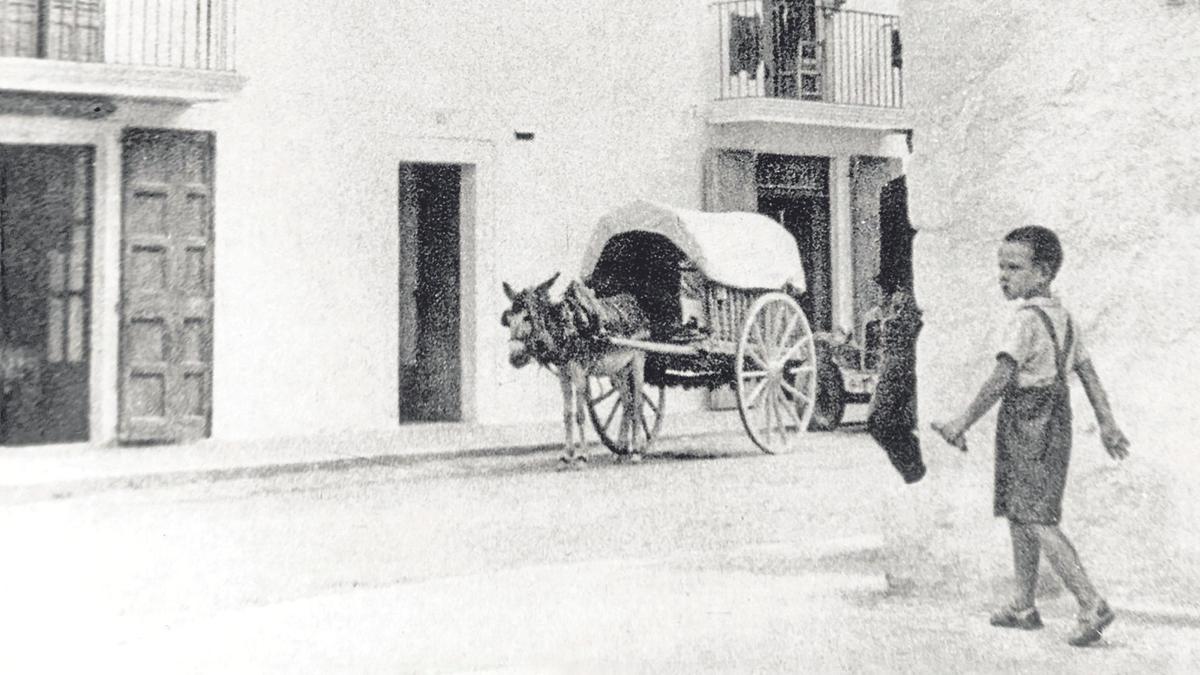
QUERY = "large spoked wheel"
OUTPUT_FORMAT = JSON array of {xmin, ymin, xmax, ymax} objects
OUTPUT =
[
  {"xmin": 735, "ymin": 292, "xmax": 818, "ymax": 454},
  {"xmin": 586, "ymin": 370, "xmax": 666, "ymax": 456}
]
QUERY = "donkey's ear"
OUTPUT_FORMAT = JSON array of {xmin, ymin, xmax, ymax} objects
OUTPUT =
[
  {"xmin": 538, "ymin": 272, "xmax": 561, "ymax": 293},
  {"xmin": 503, "ymin": 281, "xmax": 517, "ymax": 301}
]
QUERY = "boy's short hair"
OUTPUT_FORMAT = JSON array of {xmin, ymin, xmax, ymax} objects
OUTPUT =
[{"xmin": 1004, "ymin": 226, "xmax": 1063, "ymax": 278}]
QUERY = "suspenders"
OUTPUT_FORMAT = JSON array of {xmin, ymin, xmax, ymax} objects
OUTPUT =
[{"xmin": 1026, "ymin": 305, "xmax": 1074, "ymax": 384}]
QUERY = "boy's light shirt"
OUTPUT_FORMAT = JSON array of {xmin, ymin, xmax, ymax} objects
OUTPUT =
[{"xmin": 994, "ymin": 293, "xmax": 1091, "ymax": 388}]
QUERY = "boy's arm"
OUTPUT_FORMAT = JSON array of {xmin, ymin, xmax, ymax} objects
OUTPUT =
[
  {"xmin": 1075, "ymin": 359, "xmax": 1131, "ymax": 460},
  {"xmin": 931, "ymin": 357, "xmax": 1016, "ymax": 451}
]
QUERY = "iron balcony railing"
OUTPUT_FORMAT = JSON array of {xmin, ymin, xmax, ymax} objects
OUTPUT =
[
  {"xmin": 715, "ymin": 0, "xmax": 902, "ymax": 108},
  {"xmin": 0, "ymin": 0, "xmax": 235, "ymax": 71}
]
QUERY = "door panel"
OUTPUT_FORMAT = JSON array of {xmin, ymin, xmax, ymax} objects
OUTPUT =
[
  {"xmin": 0, "ymin": 145, "xmax": 92, "ymax": 445},
  {"xmin": 119, "ymin": 129, "xmax": 214, "ymax": 443}
]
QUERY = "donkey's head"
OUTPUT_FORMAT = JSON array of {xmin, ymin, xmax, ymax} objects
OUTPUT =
[{"xmin": 501, "ymin": 272, "xmax": 560, "ymax": 368}]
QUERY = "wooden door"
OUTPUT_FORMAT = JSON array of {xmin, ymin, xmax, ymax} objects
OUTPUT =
[
  {"xmin": 0, "ymin": 145, "xmax": 92, "ymax": 445},
  {"xmin": 119, "ymin": 129, "xmax": 214, "ymax": 443}
]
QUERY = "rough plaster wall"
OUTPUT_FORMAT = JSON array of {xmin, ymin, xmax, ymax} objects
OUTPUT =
[{"xmin": 903, "ymin": 0, "xmax": 1200, "ymax": 556}]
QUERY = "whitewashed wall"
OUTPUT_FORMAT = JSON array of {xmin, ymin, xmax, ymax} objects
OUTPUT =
[
  {"xmin": 906, "ymin": 0, "xmax": 1200, "ymax": 453},
  {"xmin": 0, "ymin": 0, "xmax": 909, "ymax": 442},
  {"xmin": 183, "ymin": 0, "xmax": 720, "ymax": 437}
]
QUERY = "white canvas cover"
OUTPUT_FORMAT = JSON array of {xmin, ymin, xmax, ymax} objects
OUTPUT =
[{"xmin": 580, "ymin": 200, "xmax": 806, "ymax": 291}]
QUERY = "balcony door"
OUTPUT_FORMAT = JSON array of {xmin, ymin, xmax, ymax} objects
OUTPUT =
[
  {"xmin": 0, "ymin": 0, "xmax": 103, "ymax": 61},
  {"xmin": 0, "ymin": 145, "xmax": 93, "ymax": 445},
  {"xmin": 766, "ymin": 0, "xmax": 821, "ymax": 100}
]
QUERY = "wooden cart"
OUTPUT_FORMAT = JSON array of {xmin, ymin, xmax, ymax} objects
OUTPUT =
[{"xmin": 579, "ymin": 201, "xmax": 820, "ymax": 454}]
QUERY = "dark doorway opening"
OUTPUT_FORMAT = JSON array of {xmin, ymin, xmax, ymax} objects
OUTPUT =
[
  {"xmin": 398, "ymin": 163, "xmax": 462, "ymax": 423},
  {"xmin": 756, "ymin": 154, "xmax": 832, "ymax": 331},
  {"xmin": 0, "ymin": 145, "xmax": 93, "ymax": 445}
]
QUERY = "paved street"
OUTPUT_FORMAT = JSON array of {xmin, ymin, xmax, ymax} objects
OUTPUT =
[{"xmin": 3, "ymin": 428, "xmax": 1198, "ymax": 673}]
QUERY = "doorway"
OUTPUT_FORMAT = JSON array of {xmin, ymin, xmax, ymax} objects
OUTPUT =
[
  {"xmin": 756, "ymin": 154, "xmax": 832, "ymax": 331},
  {"xmin": 398, "ymin": 163, "xmax": 462, "ymax": 423},
  {"xmin": 0, "ymin": 145, "xmax": 93, "ymax": 445},
  {"xmin": 766, "ymin": 0, "xmax": 822, "ymax": 100}
]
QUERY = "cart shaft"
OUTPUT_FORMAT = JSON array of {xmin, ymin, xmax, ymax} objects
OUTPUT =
[{"xmin": 605, "ymin": 336, "xmax": 702, "ymax": 356}]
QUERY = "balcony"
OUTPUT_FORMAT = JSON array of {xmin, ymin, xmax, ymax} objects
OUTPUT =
[
  {"xmin": 709, "ymin": 0, "xmax": 907, "ymax": 131},
  {"xmin": 0, "ymin": 0, "xmax": 242, "ymax": 106}
]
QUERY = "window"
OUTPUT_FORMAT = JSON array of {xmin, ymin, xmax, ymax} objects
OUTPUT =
[{"xmin": 0, "ymin": 0, "xmax": 102, "ymax": 62}]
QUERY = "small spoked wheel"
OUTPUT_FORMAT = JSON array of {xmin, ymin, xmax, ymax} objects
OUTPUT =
[
  {"xmin": 735, "ymin": 292, "xmax": 818, "ymax": 453},
  {"xmin": 586, "ymin": 370, "xmax": 666, "ymax": 456}
]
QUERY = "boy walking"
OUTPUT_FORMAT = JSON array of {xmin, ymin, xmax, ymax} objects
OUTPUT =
[{"xmin": 932, "ymin": 226, "xmax": 1130, "ymax": 647}]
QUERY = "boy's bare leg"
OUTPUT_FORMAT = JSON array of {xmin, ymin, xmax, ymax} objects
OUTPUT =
[
  {"xmin": 1010, "ymin": 520, "xmax": 1040, "ymax": 609},
  {"xmin": 1031, "ymin": 524, "xmax": 1101, "ymax": 610}
]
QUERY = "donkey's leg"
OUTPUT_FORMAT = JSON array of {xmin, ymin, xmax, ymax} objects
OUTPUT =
[
  {"xmin": 615, "ymin": 364, "xmax": 638, "ymax": 463},
  {"xmin": 572, "ymin": 369, "xmax": 590, "ymax": 466},
  {"xmin": 616, "ymin": 362, "xmax": 631, "ymax": 458},
  {"xmin": 630, "ymin": 351, "xmax": 648, "ymax": 461},
  {"xmin": 558, "ymin": 367, "xmax": 575, "ymax": 469}
]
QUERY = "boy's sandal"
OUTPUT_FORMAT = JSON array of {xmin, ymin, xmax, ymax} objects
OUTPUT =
[
  {"xmin": 1067, "ymin": 601, "xmax": 1115, "ymax": 647},
  {"xmin": 989, "ymin": 605, "xmax": 1043, "ymax": 630}
]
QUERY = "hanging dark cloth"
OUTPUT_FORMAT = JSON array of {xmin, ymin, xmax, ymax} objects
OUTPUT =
[
  {"xmin": 729, "ymin": 14, "xmax": 762, "ymax": 76},
  {"xmin": 867, "ymin": 289, "xmax": 925, "ymax": 484}
]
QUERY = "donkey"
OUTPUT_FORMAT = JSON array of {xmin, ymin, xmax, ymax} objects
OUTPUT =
[{"xmin": 501, "ymin": 273, "xmax": 652, "ymax": 468}]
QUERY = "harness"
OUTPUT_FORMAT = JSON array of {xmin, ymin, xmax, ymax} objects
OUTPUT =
[
  {"xmin": 524, "ymin": 292, "xmax": 572, "ymax": 366},
  {"xmin": 513, "ymin": 282, "xmax": 647, "ymax": 367}
]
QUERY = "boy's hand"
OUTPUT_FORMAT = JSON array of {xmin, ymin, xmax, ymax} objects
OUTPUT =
[
  {"xmin": 931, "ymin": 420, "xmax": 969, "ymax": 452},
  {"xmin": 1099, "ymin": 422, "xmax": 1130, "ymax": 460}
]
